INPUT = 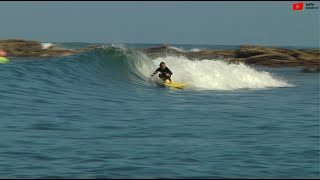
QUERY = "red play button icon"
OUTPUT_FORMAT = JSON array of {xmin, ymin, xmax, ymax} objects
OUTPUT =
[{"xmin": 293, "ymin": 2, "xmax": 304, "ymax": 10}]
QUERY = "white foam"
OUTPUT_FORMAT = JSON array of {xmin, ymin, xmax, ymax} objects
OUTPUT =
[
  {"xmin": 111, "ymin": 43, "xmax": 127, "ymax": 50},
  {"xmin": 168, "ymin": 46, "xmax": 186, "ymax": 52},
  {"xmin": 41, "ymin": 43, "xmax": 54, "ymax": 49},
  {"xmin": 141, "ymin": 56, "xmax": 292, "ymax": 90},
  {"xmin": 168, "ymin": 46, "xmax": 202, "ymax": 52},
  {"xmin": 189, "ymin": 48, "xmax": 201, "ymax": 52}
]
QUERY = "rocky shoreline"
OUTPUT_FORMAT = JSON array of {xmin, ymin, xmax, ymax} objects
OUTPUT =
[
  {"xmin": 138, "ymin": 45, "xmax": 319, "ymax": 68},
  {"xmin": 0, "ymin": 39, "xmax": 97, "ymax": 58},
  {"xmin": 1, "ymin": 39, "xmax": 319, "ymax": 72}
]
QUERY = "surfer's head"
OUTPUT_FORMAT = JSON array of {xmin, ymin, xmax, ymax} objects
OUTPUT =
[
  {"xmin": 0, "ymin": 48, "xmax": 7, "ymax": 57},
  {"xmin": 159, "ymin": 62, "xmax": 166, "ymax": 69}
]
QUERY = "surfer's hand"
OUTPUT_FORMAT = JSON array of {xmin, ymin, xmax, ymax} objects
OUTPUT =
[{"xmin": 166, "ymin": 73, "xmax": 170, "ymax": 76}]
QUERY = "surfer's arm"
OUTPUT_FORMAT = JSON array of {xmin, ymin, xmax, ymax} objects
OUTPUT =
[
  {"xmin": 166, "ymin": 68, "xmax": 173, "ymax": 75},
  {"xmin": 151, "ymin": 68, "xmax": 160, "ymax": 76}
]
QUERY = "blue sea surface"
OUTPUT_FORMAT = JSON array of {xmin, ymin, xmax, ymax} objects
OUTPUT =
[{"xmin": 0, "ymin": 43, "xmax": 318, "ymax": 178}]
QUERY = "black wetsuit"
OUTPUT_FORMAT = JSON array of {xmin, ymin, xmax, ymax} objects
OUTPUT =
[{"xmin": 153, "ymin": 67, "xmax": 173, "ymax": 81}]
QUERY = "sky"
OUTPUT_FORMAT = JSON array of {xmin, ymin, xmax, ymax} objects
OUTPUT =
[{"xmin": 0, "ymin": 1, "xmax": 319, "ymax": 47}]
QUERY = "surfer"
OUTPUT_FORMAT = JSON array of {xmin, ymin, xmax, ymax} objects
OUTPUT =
[
  {"xmin": 0, "ymin": 48, "xmax": 9, "ymax": 64},
  {"xmin": 0, "ymin": 48, "xmax": 7, "ymax": 57},
  {"xmin": 151, "ymin": 62, "xmax": 173, "ymax": 83}
]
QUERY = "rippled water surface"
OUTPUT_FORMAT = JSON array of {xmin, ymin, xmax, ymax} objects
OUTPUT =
[{"xmin": 0, "ymin": 44, "xmax": 319, "ymax": 178}]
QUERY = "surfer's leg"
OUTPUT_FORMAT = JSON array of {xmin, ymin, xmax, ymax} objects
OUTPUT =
[
  {"xmin": 164, "ymin": 77, "xmax": 171, "ymax": 84},
  {"xmin": 159, "ymin": 74, "xmax": 166, "ymax": 81}
]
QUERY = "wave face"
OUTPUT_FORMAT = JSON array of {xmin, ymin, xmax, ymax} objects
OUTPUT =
[{"xmin": 80, "ymin": 45, "xmax": 290, "ymax": 90}]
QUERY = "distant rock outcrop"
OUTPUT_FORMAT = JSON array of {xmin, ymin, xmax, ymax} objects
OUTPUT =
[
  {"xmin": 138, "ymin": 45, "xmax": 320, "ymax": 69},
  {"xmin": 0, "ymin": 39, "xmax": 97, "ymax": 58},
  {"xmin": 301, "ymin": 66, "xmax": 320, "ymax": 73},
  {"xmin": 1, "ymin": 39, "xmax": 319, "ymax": 73}
]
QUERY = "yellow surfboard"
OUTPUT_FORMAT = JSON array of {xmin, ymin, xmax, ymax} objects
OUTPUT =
[
  {"xmin": 0, "ymin": 57, "xmax": 9, "ymax": 64},
  {"xmin": 164, "ymin": 81, "xmax": 189, "ymax": 89}
]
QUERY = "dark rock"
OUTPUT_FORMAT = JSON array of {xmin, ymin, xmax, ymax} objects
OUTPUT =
[
  {"xmin": 245, "ymin": 54, "xmax": 299, "ymax": 66},
  {"xmin": 301, "ymin": 66, "xmax": 320, "ymax": 73}
]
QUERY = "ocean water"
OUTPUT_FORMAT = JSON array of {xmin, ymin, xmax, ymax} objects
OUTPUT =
[{"xmin": 0, "ymin": 43, "xmax": 319, "ymax": 178}]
